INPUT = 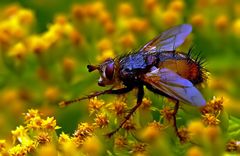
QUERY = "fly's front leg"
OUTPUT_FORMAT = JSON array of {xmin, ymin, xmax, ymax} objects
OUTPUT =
[
  {"xmin": 59, "ymin": 86, "xmax": 133, "ymax": 107},
  {"xmin": 106, "ymin": 85, "xmax": 144, "ymax": 137}
]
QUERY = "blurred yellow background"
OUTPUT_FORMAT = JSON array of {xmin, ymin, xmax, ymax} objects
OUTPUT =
[{"xmin": 0, "ymin": 0, "xmax": 240, "ymax": 155}]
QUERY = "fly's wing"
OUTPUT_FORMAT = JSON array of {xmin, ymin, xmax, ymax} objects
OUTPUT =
[
  {"xmin": 143, "ymin": 68, "xmax": 206, "ymax": 106},
  {"xmin": 140, "ymin": 24, "xmax": 192, "ymax": 53}
]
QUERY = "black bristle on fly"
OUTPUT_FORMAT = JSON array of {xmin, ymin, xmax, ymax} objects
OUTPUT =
[
  {"xmin": 186, "ymin": 46, "xmax": 208, "ymax": 84},
  {"xmin": 186, "ymin": 46, "xmax": 206, "ymax": 68}
]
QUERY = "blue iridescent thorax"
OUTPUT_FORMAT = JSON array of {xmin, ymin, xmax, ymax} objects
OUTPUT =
[{"xmin": 119, "ymin": 52, "xmax": 158, "ymax": 80}]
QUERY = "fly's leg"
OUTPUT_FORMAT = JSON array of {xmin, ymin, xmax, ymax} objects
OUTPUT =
[
  {"xmin": 60, "ymin": 86, "xmax": 133, "ymax": 107},
  {"xmin": 106, "ymin": 85, "xmax": 144, "ymax": 138},
  {"xmin": 172, "ymin": 100, "xmax": 180, "ymax": 138}
]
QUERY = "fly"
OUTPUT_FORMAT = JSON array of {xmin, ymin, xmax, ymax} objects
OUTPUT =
[{"xmin": 60, "ymin": 24, "xmax": 207, "ymax": 138}]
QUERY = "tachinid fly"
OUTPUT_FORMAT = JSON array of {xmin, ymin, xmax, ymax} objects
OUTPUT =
[{"xmin": 60, "ymin": 24, "xmax": 207, "ymax": 138}]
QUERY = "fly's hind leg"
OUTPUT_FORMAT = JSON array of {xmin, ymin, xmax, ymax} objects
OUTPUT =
[
  {"xmin": 145, "ymin": 84, "xmax": 181, "ymax": 139},
  {"xmin": 106, "ymin": 85, "xmax": 144, "ymax": 138},
  {"xmin": 172, "ymin": 100, "xmax": 180, "ymax": 139}
]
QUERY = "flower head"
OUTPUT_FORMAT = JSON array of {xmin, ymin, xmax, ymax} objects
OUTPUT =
[
  {"xmin": 94, "ymin": 113, "xmax": 109, "ymax": 128},
  {"xmin": 88, "ymin": 97, "xmax": 105, "ymax": 114},
  {"xmin": 202, "ymin": 113, "xmax": 220, "ymax": 126}
]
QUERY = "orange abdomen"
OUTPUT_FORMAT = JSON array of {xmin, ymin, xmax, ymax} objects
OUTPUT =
[{"xmin": 158, "ymin": 58, "xmax": 204, "ymax": 85}]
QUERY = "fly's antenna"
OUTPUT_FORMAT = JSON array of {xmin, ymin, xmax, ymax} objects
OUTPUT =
[{"xmin": 87, "ymin": 65, "xmax": 99, "ymax": 72}]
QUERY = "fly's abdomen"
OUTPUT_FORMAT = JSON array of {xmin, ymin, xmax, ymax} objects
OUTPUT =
[{"xmin": 158, "ymin": 53, "xmax": 205, "ymax": 84}]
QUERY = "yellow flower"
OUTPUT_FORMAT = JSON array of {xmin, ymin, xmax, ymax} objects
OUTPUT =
[
  {"xmin": 162, "ymin": 10, "xmax": 180, "ymax": 27},
  {"xmin": 215, "ymin": 15, "xmax": 229, "ymax": 32},
  {"xmin": 54, "ymin": 14, "xmax": 68, "ymax": 25},
  {"xmin": 3, "ymin": 4, "xmax": 20, "ymax": 17},
  {"xmin": 144, "ymin": 0, "xmax": 159, "ymax": 12},
  {"xmin": 11, "ymin": 126, "xmax": 28, "ymax": 142},
  {"xmin": 160, "ymin": 106, "xmax": 174, "ymax": 122},
  {"xmin": 0, "ymin": 17, "xmax": 25, "ymax": 39},
  {"xmin": 72, "ymin": 122, "xmax": 94, "ymax": 147},
  {"xmin": 41, "ymin": 30, "xmax": 60, "ymax": 47},
  {"xmin": 131, "ymin": 143, "xmax": 147, "ymax": 155},
  {"xmin": 202, "ymin": 113, "xmax": 220, "ymax": 126},
  {"xmin": 232, "ymin": 19, "xmax": 240, "ymax": 37},
  {"xmin": 86, "ymin": 1, "xmax": 105, "ymax": 18},
  {"xmin": 71, "ymin": 4, "xmax": 87, "ymax": 21},
  {"xmin": 1, "ymin": 89, "xmax": 19, "ymax": 104},
  {"xmin": 140, "ymin": 121, "xmax": 163, "ymax": 141},
  {"xmin": 9, "ymin": 144, "xmax": 28, "ymax": 156},
  {"xmin": 201, "ymin": 96, "xmax": 224, "ymax": 115},
  {"xmin": 44, "ymin": 87, "xmax": 60, "ymax": 102},
  {"xmin": 82, "ymin": 136, "xmax": 102, "ymax": 156},
  {"xmin": 28, "ymin": 36, "xmax": 49, "ymax": 54},
  {"xmin": 94, "ymin": 113, "xmax": 109, "ymax": 128},
  {"xmin": 186, "ymin": 146, "xmax": 204, "ymax": 156},
  {"xmin": 0, "ymin": 140, "xmax": 6, "ymax": 152},
  {"xmin": 209, "ymin": 96, "xmax": 224, "ymax": 111},
  {"xmin": 36, "ymin": 132, "xmax": 51, "ymax": 145},
  {"xmin": 0, "ymin": 29, "xmax": 11, "ymax": 46},
  {"xmin": 128, "ymin": 18, "xmax": 149, "ymax": 33},
  {"xmin": 118, "ymin": 2, "xmax": 134, "ymax": 17},
  {"xmin": 122, "ymin": 120, "xmax": 136, "ymax": 131},
  {"xmin": 62, "ymin": 57, "xmax": 76, "ymax": 72},
  {"xmin": 226, "ymin": 140, "xmax": 240, "ymax": 152},
  {"xmin": 204, "ymin": 126, "xmax": 221, "ymax": 143},
  {"xmin": 104, "ymin": 20, "xmax": 115, "ymax": 34},
  {"xmin": 8, "ymin": 42, "xmax": 27, "ymax": 59},
  {"xmin": 168, "ymin": 0, "xmax": 185, "ymax": 13},
  {"xmin": 16, "ymin": 9, "xmax": 35, "ymax": 25},
  {"xmin": 188, "ymin": 121, "xmax": 205, "ymax": 139},
  {"xmin": 37, "ymin": 143, "xmax": 58, "ymax": 156},
  {"xmin": 114, "ymin": 135, "xmax": 128, "ymax": 149},
  {"xmin": 88, "ymin": 97, "xmax": 105, "ymax": 114},
  {"xmin": 68, "ymin": 28, "xmax": 83, "ymax": 45},
  {"xmin": 42, "ymin": 117, "xmax": 60, "ymax": 130},
  {"xmin": 119, "ymin": 32, "xmax": 136, "ymax": 49},
  {"xmin": 97, "ymin": 49, "xmax": 115, "ymax": 62},
  {"xmin": 27, "ymin": 116, "xmax": 43, "ymax": 130},
  {"xmin": 97, "ymin": 10, "xmax": 111, "ymax": 25},
  {"xmin": 23, "ymin": 109, "xmax": 40, "ymax": 123},
  {"xmin": 109, "ymin": 100, "xmax": 128, "ymax": 116},
  {"xmin": 177, "ymin": 127, "xmax": 189, "ymax": 143},
  {"xmin": 97, "ymin": 38, "xmax": 112, "ymax": 52},
  {"xmin": 58, "ymin": 132, "xmax": 71, "ymax": 144},
  {"xmin": 23, "ymin": 139, "xmax": 37, "ymax": 153},
  {"xmin": 190, "ymin": 13, "xmax": 206, "ymax": 28},
  {"xmin": 140, "ymin": 98, "xmax": 152, "ymax": 109}
]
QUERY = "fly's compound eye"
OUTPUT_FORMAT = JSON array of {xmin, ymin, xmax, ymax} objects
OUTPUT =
[{"xmin": 105, "ymin": 62, "xmax": 114, "ymax": 80}]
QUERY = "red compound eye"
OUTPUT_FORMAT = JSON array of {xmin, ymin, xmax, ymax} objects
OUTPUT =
[{"xmin": 105, "ymin": 62, "xmax": 114, "ymax": 80}]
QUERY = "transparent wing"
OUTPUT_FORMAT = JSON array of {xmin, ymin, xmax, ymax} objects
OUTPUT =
[
  {"xmin": 140, "ymin": 24, "xmax": 192, "ymax": 53},
  {"xmin": 143, "ymin": 68, "xmax": 206, "ymax": 106}
]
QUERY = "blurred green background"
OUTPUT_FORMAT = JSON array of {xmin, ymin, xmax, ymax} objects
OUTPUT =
[{"xmin": 0, "ymin": 0, "xmax": 239, "ymax": 148}]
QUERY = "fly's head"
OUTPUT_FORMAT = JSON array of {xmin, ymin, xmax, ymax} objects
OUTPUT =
[{"xmin": 87, "ymin": 59, "xmax": 115, "ymax": 87}]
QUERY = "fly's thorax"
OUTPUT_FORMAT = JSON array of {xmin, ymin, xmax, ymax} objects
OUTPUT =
[{"xmin": 118, "ymin": 53, "xmax": 158, "ymax": 81}]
